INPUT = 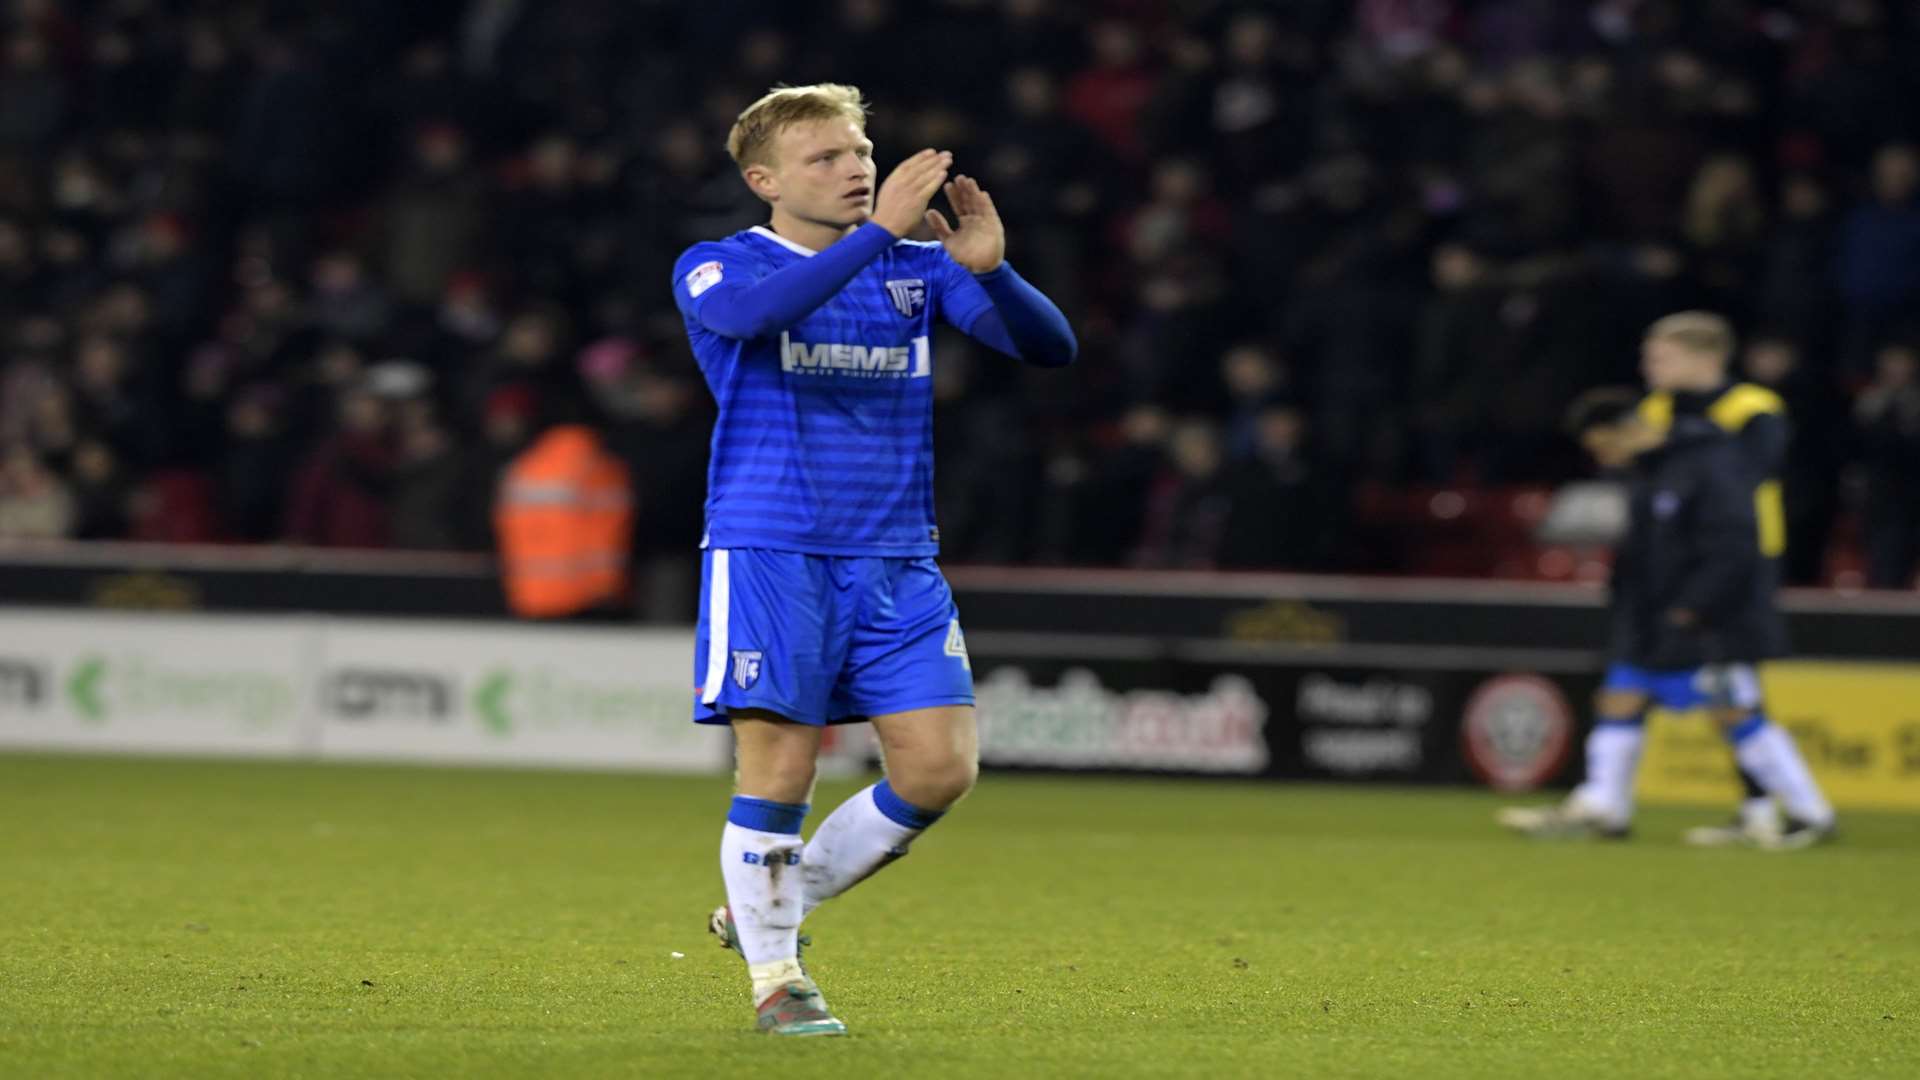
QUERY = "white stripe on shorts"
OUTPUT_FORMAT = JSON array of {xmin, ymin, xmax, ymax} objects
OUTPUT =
[
  {"xmin": 1722, "ymin": 663, "xmax": 1762, "ymax": 710},
  {"xmin": 701, "ymin": 549, "xmax": 730, "ymax": 705},
  {"xmin": 1700, "ymin": 662, "xmax": 1763, "ymax": 710}
]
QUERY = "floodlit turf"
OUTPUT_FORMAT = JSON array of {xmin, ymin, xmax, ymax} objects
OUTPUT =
[{"xmin": 0, "ymin": 755, "xmax": 1915, "ymax": 1079}]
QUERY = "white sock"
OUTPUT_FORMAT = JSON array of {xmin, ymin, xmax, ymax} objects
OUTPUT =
[
  {"xmin": 1732, "ymin": 719, "xmax": 1834, "ymax": 828},
  {"xmin": 1571, "ymin": 718, "xmax": 1643, "ymax": 827},
  {"xmin": 720, "ymin": 818, "xmax": 805, "ymax": 968},
  {"xmin": 1740, "ymin": 796, "xmax": 1778, "ymax": 833},
  {"xmin": 801, "ymin": 780, "xmax": 943, "ymax": 919},
  {"xmin": 747, "ymin": 959, "xmax": 805, "ymax": 1005}
]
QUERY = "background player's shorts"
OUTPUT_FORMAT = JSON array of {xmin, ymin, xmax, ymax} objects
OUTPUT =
[
  {"xmin": 693, "ymin": 548, "xmax": 974, "ymax": 726},
  {"xmin": 1602, "ymin": 662, "xmax": 1763, "ymax": 712}
]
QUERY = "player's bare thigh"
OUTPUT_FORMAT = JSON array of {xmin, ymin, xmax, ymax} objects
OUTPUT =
[
  {"xmin": 1706, "ymin": 706, "xmax": 1757, "ymax": 731},
  {"xmin": 870, "ymin": 704, "xmax": 978, "ymax": 811},
  {"xmin": 1595, "ymin": 689, "xmax": 1650, "ymax": 717},
  {"xmin": 732, "ymin": 709, "xmax": 822, "ymax": 805}
]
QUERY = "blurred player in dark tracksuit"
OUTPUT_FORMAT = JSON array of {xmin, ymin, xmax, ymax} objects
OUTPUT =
[
  {"xmin": 1635, "ymin": 313, "xmax": 1797, "ymax": 845},
  {"xmin": 1499, "ymin": 389, "xmax": 1835, "ymax": 848}
]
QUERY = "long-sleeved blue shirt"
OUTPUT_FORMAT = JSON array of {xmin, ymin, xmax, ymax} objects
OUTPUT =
[{"xmin": 672, "ymin": 222, "xmax": 1075, "ymax": 556}]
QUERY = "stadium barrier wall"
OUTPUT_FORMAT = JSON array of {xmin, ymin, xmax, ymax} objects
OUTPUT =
[
  {"xmin": 2, "ymin": 549, "xmax": 1916, "ymax": 809},
  {"xmin": 0, "ymin": 608, "xmax": 730, "ymax": 772}
]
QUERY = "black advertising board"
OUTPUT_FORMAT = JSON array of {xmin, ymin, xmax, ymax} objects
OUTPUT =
[{"xmin": 966, "ymin": 637, "xmax": 1604, "ymax": 790}]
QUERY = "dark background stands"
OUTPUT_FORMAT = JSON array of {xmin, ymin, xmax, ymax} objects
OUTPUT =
[{"xmin": 1, "ymin": 0, "xmax": 1918, "ymax": 590}]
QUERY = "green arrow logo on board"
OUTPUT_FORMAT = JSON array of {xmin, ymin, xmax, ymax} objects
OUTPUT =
[
  {"xmin": 473, "ymin": 670, "xmax": 514, "ymax": 736},
  {"xmin": 66, "ymin": 656, "xmax": 107, "ymax": 723}
]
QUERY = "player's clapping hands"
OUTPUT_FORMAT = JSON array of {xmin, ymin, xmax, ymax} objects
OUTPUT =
[
  {"xmin": 873, "ymin": 149, "xmax": 953, "ymax": 238},
  {"xmin": 925, "ymin": 176, "xmax": 1005, "ymax": 273}
]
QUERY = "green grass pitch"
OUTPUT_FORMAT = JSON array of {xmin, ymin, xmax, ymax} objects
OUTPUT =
[{"xmin": 1, "ymin": 754, "xmax": 1915, "ymax": 1079}]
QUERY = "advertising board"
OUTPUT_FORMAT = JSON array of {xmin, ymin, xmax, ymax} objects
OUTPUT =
[
  {"xmin": 0, "ymin": 610, "xmax": 730, "ymax": 772},
  {"xmin": 1635, "ymin": 662, "xmax": 1920, "ymax": 811}
]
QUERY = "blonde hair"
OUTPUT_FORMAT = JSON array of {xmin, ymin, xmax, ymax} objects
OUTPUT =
[
  {"xmin": 727, "ymin": 84, "xmax": 868, "ymax": 168},
  {"xmin": 1646, "ymin": 311, "xmax": 1735, "ymax": 361}
]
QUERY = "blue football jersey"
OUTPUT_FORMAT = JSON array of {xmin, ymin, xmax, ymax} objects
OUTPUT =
[{"xmin": 672, "ymin": 226, "xmax": 996, "ymax": 556}]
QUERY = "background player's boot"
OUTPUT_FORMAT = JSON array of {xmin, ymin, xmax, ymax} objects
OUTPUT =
[
  {"xmin": 1684, "ymin": 801, "xmax": 1783, "ymax": 848},
  {"xmin": 1757, "ymin": 816, "xmax": 1836, "ymax": 851},
  {"xmin": 755, "ymin": 980, "xmax": 846, "ymax": 1037},
  {"xmin": 1496, "ymin": 797, "xmax": 1630, "ymax": 840}
]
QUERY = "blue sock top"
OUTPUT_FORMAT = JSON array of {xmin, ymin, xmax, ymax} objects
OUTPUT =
[
  {"xmin": 728, "ymin": 795, "xmax": 809, "ymax": 835},
  {"xmin": 872, "ymin": 779, "xmax": 945, "ymax": 830},
  {"xmin": 1594, "ymin": 712, "xmax": 1646, "ymax": 728},
  {"xmin": 1727, "ymin": 713, "xmax": 1768, "ymax": 745}
]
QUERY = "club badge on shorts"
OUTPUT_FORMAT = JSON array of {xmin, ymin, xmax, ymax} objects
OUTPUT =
[{"xmin": 731, "ymin": 650, "xmax": 763, "ymax": 691}]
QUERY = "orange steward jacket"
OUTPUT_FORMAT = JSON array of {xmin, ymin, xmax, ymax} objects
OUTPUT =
[{"xmin": 495, "ymin": 425, "xmax": 634, "ymax": 618}]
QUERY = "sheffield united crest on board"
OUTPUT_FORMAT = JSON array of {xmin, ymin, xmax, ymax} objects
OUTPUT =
[
  {"xmin": 885, "ymin": 279, "xmax": 926, "ymax": 318},
  {"xmin": 1460, "ymin": 673, "xmax": 1574, "ymax": 791}
]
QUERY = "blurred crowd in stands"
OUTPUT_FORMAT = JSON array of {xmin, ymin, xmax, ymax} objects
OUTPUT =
[{"xmin": 2, "ymin": 0, "xmax": 1919, "ymax": 597}]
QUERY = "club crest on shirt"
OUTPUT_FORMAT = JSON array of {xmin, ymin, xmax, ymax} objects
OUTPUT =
[
  {"xmin": 885, "ymin": 278, "xmax": 926, "ymax": 318},
  {"xmin": 731, "ymin": 650, "xmax": 763, "ymax": 691}
]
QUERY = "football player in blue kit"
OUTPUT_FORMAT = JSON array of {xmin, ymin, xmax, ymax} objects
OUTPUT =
[{"xmin": 670, "ymin": 84, "xmax": 1076, "ymax": 1036}]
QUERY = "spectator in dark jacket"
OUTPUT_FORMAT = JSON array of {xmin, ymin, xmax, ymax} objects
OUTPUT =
[
  {"xmin": 284, "ymin": 387, "xmax": 394, "ymax": 548},
  {"xmin": 1218, "ymin": 342, "xmax": 1290, "ymax": 459},
  {"xmin": 67, "ymin": 438, "xmax": 130, "ymax": 540},
  {"xmin": 388, "ymin": 397, "xmax": 468, "ymax": 550},
  {"xmin": 1836, "ymin": 144, "xmax": 1920, "ymax": 377},
  {"xmin": 380, "ymin": 123, "xmax": 487, "ymax": 305},
  {"xmin": 0, "ymin": 32, "xmax": 67, "ymax": 150},
  {"xmin": 215, "ymin": 384, "xmax": 295, "ymax": 542},
  {"xmin": 1756, "ymin": 174, "xmax": 1839, "ymax": 361},
  {"xmin": 1218, "ymin": 404, "xmax": 1338, "ymax": 570},
  {"xmin": 1854, "ymin": 342, "xmax": 1920, "ymax": 589},
  {"xmin": 1134, "ymin": 417, "xmax": 1232, "ymax": 569}
]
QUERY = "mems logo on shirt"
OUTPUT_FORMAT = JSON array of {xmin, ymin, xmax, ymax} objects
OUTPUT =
[{"xmin": 780, "ymin": 332, "xmax": 931, "ymax": 378}]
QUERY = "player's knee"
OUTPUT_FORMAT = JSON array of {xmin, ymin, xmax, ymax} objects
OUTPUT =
[
  {"xmin": 738, "ymin": 758, "xmax": 816, "ymax": 805},
  {"xmin": 891, "ymin": 751, "xmax": 977, "ymax": 811},
  {"xmin": 923, "ymin": 762, "xmax": 978, "ymax": 811},
  {"xmin": 941, "ymin": 753, "xmax": 981, "ymax": 805}
]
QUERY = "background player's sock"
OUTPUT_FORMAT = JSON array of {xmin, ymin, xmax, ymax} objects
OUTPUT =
[
  {"xmin": 1570, "ymin": 713, "xmax": 1644, "ymax": 826},
  {"xmin": 1727, "ymin": 713, "xmax": 1835, "ymax": 828},
  {"xmin": 1740, "ymin": 795, "xmax": 1778, "ymax": 832},
  {"xmin": 1736, "ymin": 766, "xmax": 1775, "ymax": 829},
  {"xmin": 719, "ymin": 796, "xmax": 808, "ymax": 999},
  {"xmin": 800, "ymin": 779, "xmax": 944, "ymax": 918}
]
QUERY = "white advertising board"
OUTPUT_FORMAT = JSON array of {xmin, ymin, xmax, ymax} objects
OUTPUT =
[
  {"xmin": 313, "ymin": 620, "xmax": 729, "ymax": 771},
  {"xmin": 0, "ymin": 609, "xmax": 311, "ymax": 757},
  {"xmin": 0, "ymin": 609, "xmax": 730, "ymax": 773}
]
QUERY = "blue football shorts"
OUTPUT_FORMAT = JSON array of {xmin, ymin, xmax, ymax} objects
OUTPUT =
[
  {"xmin": 1601, "ymin": 661, "xmax": 1764, "ymax": 712},
  {"xmin": 692, "ymin": 548, "xmax": 974, "ymax": 726}
]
